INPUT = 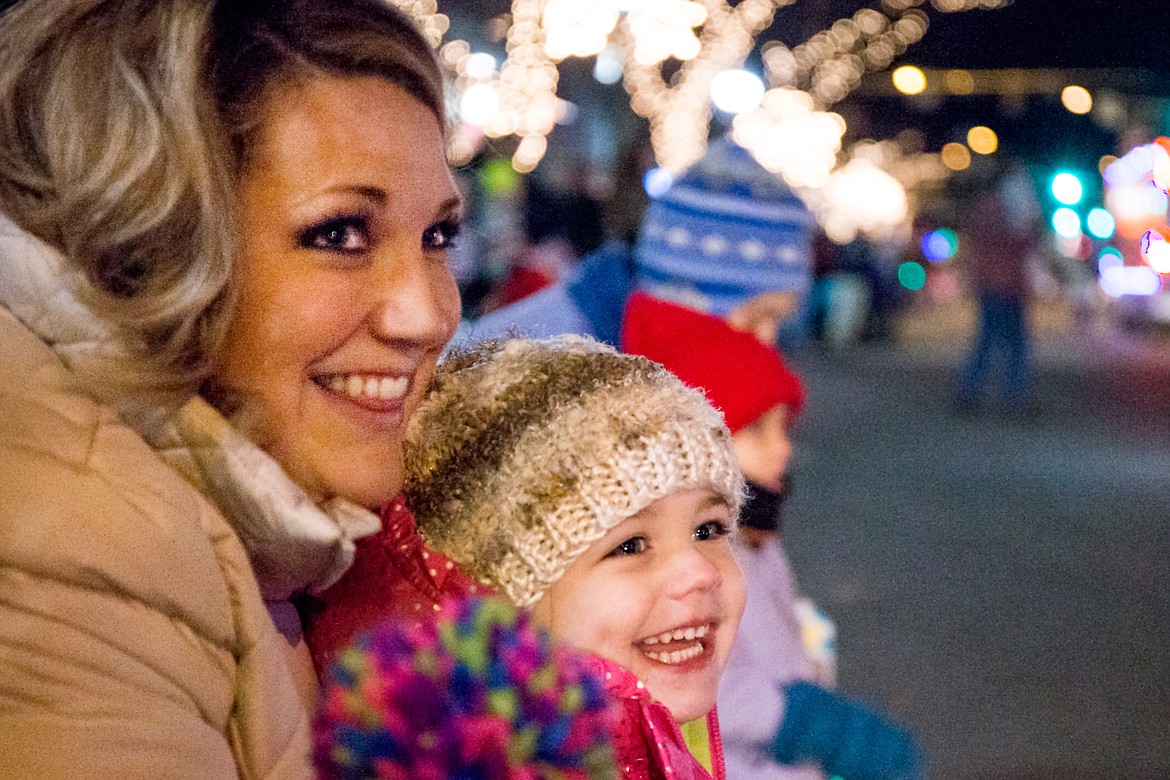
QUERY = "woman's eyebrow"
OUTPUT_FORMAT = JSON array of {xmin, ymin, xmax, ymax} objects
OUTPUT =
[{"xmin": 435, "ymin": 195, "xmax": 464, "ymax": 221}]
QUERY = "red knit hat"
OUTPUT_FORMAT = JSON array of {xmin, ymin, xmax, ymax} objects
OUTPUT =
[{"xmin": 620, "ymin": 291, "xmax": 804, "ymax": 434}]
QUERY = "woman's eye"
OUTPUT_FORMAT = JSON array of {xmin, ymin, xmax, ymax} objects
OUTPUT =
[
  {"xmin": 606, "ymin": 536, "xmax": 647, "ymax": 558},
  {"xmin": 422, "ymin": 218, "xmax": 461, "ymax": 251},
  {"xmin": 694, "ymin": 520, "xmax": 731, "ymax": 541},
  {"xmin": 299, "ymin": 216, "xmax": 370, "ymax": 254}
]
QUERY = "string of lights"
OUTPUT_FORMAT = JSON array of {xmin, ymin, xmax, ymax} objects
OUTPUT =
[{"xmin": 390, "ymin": 0, "xmax": 1001, "ymax": 241}]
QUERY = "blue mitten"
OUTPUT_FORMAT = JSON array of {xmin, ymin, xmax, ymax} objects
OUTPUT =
[{"xmin": 771, "ymin": 681, "xmax": 925, "ymax": 780}]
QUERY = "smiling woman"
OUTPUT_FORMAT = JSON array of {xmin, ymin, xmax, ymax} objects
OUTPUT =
[
  {"xmin": 218, "ymin": 75, "xmax": 462, "ymax": 509},
  {"xmin": 0, "ymin": 1, "xmax": 472, "ymax": 778}
]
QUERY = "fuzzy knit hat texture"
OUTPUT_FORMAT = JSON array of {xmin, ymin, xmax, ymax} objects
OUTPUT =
[
  {"xmin": 634, "ymin": 135, "xmax": 814, "ymax": 316},
  {"xmin": 404, "ymin": 335, "xmax": 744, "ymax": 609},
  {"xmin": 313, "ymin": 596, "xmax": 619, "ymax": 780},
  {"xmin": 620, "ymin": 292, "xmax": 805, "ymax": 434}
]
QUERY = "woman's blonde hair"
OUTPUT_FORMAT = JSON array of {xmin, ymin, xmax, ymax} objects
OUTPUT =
[{"xmin": 0, "ymin": 0, "xmax": 446, "ymax": 414}]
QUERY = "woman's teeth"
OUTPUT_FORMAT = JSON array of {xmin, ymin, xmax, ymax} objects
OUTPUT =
[{"xmin": 326, "ymin": 374, "xmax": 407, "ymax": 401}]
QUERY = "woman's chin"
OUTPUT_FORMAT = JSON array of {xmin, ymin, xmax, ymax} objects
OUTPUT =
[{"xmin": 284, "ymin": 455, "xmax": 404, "ymax": 511}]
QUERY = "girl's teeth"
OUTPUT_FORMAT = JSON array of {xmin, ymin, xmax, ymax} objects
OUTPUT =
[
  {"xmin": 641, "ymin": 624, "xmax": 711, "ymax": 646},
  {"xmin": 327, "ymin": 375, "xmax": 408, "ymax": 401},
  {"xmin": 643, "ymin": 642, "xmax": 704, "ymax": 665}
]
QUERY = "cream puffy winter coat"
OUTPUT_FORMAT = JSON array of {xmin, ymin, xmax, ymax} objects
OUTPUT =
[{"xmin": 0, "ymin": 214, "xmax": 378, "ymax": 778}]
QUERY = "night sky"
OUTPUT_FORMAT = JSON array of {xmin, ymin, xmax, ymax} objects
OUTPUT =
[{"xmin": 894, "ymin": 0, "xmax": 1170, "ymax": 74}]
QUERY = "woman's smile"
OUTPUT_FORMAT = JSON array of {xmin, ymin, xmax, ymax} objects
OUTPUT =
[{"xmin": 317, "ymin": 373, "xmax": 410, "ymax": 408}]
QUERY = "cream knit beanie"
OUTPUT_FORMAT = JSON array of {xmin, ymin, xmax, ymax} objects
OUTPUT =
[{"xmin": 405, "ymin": 335, "xmax": 744, "ymax": 608}]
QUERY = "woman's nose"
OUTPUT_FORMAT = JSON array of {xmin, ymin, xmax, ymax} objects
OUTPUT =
[{"xmin": 369, "ymin": 247, "xmax": 459, "ymax": 347}]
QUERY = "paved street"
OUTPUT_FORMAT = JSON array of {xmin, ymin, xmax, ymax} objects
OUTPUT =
[{"xmin": 781, "ymin": 299, "xmax": 1170, "ymax": 780}]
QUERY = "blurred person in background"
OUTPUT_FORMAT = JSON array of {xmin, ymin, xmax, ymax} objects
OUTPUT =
[
  {"xmin": 457, "ymin": 134, "xmax": 814, "ymax": 351},
  {"xmin": 954, "ymin": 162, "xmax": 1044, "ymax": 415},
  {"xmin": 0, "ymin": 1, "xmax": 469, "ymax": 776}
]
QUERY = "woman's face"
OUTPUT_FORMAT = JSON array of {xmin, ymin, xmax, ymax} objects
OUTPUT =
[
  {"xmin": 530, "ymin": 488, "xmax": 746, "ymax": 724},
  {"xmin": 217, "ymin": 75, "xmax": 461, "ymax": 508}
]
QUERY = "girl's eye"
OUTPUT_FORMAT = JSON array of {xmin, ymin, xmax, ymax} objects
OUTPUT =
[
  {"xmin": 299, "ymin": 216, "xmax": 370, "ymax": 254},
  {"xmin": 694, "ymin": 520, "xmax": 731, "ymax": 542},
  {"xmin": 422, "ymin": 218, "xmax": 461, "ymax": 251},
  {"xmin": 606, "ymin": 535, "xmax": 647, "ymax": 558}
]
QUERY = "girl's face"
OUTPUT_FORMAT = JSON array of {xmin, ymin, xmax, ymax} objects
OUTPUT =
[
  {"xmin": 217, "ymin": 75, "xmax": 461, "ymax": 508},
  {"xmin": 530, "ymin": 488, "xmax": 746, "ymax": 724},
  {"xmin": 731, "ymin": 404, "xmax": 793, "ymax": 493}
]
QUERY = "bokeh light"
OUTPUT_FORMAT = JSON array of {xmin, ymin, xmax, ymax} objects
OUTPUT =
[
  {"xmin": 464, "ymin": 52, "xmax": 497, "ymax": 80},
  {"xmin": 643, "ymin": 167, "xmax": 674, "ymax": 198},
  {"xmin": 892, "ymin": 65, "xmax": 927, "ymax": 95},
  {"xmin": 627, "ymin": 0, "xmax": 707, "ymax": 65},
  {"xmin": 1051, "ymin": 172, "xmax": 1084, "ymax": 205},
  {"xmin": 1098, "ymin": 246, "xmax": 1123, "ymax": 264},
  {"xmin": 458, "ymin": 83, "xmax": 500, "ymax": 127},
  {"xmin": 921, "ymin": 228, "xmax": 958, "ymax": 261},
  {"xmin": 593, "ymin": 45, "xmax": 623, "ymax": 85},
  {"xmin": 1141, "ymin": 229, "xmax": 1170, "ymax": 274},
  {"xmin": 479, "ymin": 157, "xmax": 521, "ymax": 198},
  {"xmin": 1151, "ymin": 138, "xmax": 1170, "ymax": 194},
  {"xmin": 817, "ymin": 157, "xmax": 909, "ymax": 243},
  {"xmin": 944, "ymin": 69, "xmax": 975, "ymax": 95},
  {"xmin": 711, "ymin": 69, "xmax": 766, "ymax": 115},
  {"xmin": 1100, "ymin": 264, "xmax": 1162, "ymax": 297},
  {"xmin": 1061, "ymin": 85, "xmax": 1092, "ymax": 114},
  {"xmin": 1086, "ymin": 207, "xmax": 1115, "ymax": 240},
  {"xmin": 966, "ymin": 126, "xmax": 998, "ymax": 155},
  {"xmin": 940, "ymin": 142, "xmax": 971, "ymax": 171},
  {"xmin": 1052, "ymin": 207, "xmax": 1082, "ymax": 238},
  {"xmin": 898, "ymin": 261, "xmax": 927, "ymax": 290},
  {"xmin": 542, "ymin": 0, "xmax": 618, "ymax": 60},
  {"xmin": 732, "ymin": 89, "xmax": 846, "ymax": 189}
]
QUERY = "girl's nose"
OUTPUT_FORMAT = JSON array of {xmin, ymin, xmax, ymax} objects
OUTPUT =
[{"xmin": 663, "ymin": 545, "xmax": 723, "ymax": 599}]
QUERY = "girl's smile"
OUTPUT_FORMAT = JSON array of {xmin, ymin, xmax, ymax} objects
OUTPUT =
[{"xmin": 531, "ymin": 488, "xmax": 746, "ymax": 724}]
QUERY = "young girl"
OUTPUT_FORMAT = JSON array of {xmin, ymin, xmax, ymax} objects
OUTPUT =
[{"xmin": 403, "ymin": 335, "xmax": 747, "ymax": 780}]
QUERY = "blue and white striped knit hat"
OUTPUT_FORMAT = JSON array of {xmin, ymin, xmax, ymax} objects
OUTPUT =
[{"xmin": 634, "ymin": 136, "xmax": 814, "ymax": 316}]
